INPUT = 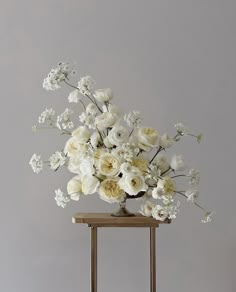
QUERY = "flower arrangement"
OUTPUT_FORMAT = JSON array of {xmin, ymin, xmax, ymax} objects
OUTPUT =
[{"xmin": 30, "ymin": 62, "xmax": 213, "ymax": 223}]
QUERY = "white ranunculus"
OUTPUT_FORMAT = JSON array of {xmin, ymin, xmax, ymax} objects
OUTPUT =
[
  {"xmin": 170, "ymin": 155, "xmax": 185, "ymax": 171},
  {"xmin": 81, "ymin": 175, "xmax": 100, "ymax": 195},
  {"xmin": 97, "ymin": 153, "xmax": 121, "ymax": 177},
  {"xmin": 137, "ymin": 127, "xmax": 159, "ymax": 151},
  {"xmin": 99, "ymin": 178, "xmax": 125, "ymax": 203},
  {"xmin": 107, "ymin": 125, "xmax": 129, "ymax": 146},
  {"xmin": 159, "ymin": 133, "xmax": 175, "ymax": 149},
  {"xmin": 94, "ymin": 88, "xmax": 113, "ymax": 102},
  {"xmin": 72, "ymin": 126, "xmax": 91, "ymax": 143},
  {"xmin": 118, "ymin": 173, "xmax": 147, "ymax": 196},
  {"xmin": 86, "ymin": 103, "xmax": 99, "ymax": 115},
  {"xmin": 186, "ymin": 188, "xmax": 199, "ymax": 203},
  {"xmin": 95, "ymin": 112, "xmax": 118, "ymax": 131},
  {"xmin": 152, "ymin": 205, "xmax": 169, "ymax": 221},
  {"xmin": 140, "ymin": 200, "xmax": 155, "ymax": 217},
  {"xmin": 67, "ymin": 175, "xmax": 82, "ymax": 201}
]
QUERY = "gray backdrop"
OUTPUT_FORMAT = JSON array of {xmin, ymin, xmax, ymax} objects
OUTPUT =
[{"xmin": 1, "ymin": 0, "xmax": 235, "ymax": 291}]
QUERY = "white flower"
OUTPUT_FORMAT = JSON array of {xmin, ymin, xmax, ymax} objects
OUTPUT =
[
  {"xmin": 97, "ymin": 153, "xmax": 121, "ymax": 177},
  {"xmin": 78, "ymin": 76, "xmax": 95, "ymax": 96},
  {"xmin": 102, "ymin": 104, "xmax": 122, "ymax": 116},
  {"xmin": 56, "ymin": 108, "xmax": 74, "ymax": 130},
  {"xmin": 95, "ymin": 112, "xmax": 118, "ymax": 131},
  {"xmin": 67, "ymin": 176, "xmax": 82, "ymax": 201},
  {"xmin": 120, "ymin": 162, "xmax": 141, "ymax": 175},
  {"xmin": 137, "ymin": 127, "xmax": 159, "ymax": 151},
  {"xmin": 32, "ymin": 125, "xmax": 37, "ymax": 132},
  {"xmin": 90, "ymin": 132, "xmax": 102, "ymax": 148},
  {"xmin": 140, "ymin": 200, "xmax": 155, "ymax": 217},
  {"xmin": 29, "ymin": 154, "xmax": 43, "ymax": 174},
  {"xmin": 170, "ymin": 155, "xmax": 185, "ymax": 171},
  {"xmin": 186, "ymin": 188, "xmax": 199, "ymax": 203},
  {"xmin": 152, "ymin": 205, "xmax": 169, "ymax": 221},
  {"xmin": 64, "ymin": 137, "xmax": 83, "ymax": 157},
  {"xmin": 43, "ymin": 62, "xmax": 70, "ymax": 91},
  {"xmin": 159, "ymin": 133, "xmax": 175, "ymax": 149},
  {"xmin": 112, "ymin": 143, "xmax": 139, "ymax": 162},
  {"xmin": 124, "ymin": 111, "xmax": 142, "ymax": 128},
  {"xmin": 107, "ymin": 125, "xmax": 129, "ymax": 146},
  {"xmin": 201, "ymin": 211, "xmax": 215, "ymax": 223},
  {"xmin": 79, "ymin": 158, "xmax": 95, "ymax": 176},
  {"xmin": 68, "ymin": 90, "xmax": 80, "ymax": 103},
  {"xmin": 49, "ymin": 151, "xmax": 66, "ymax": 170},
  {"xmin": 54, "ymin": 189, "xmax": 70, "ymax": 208},
  {"xmin": 38, "ymin": 108, "xmax": 55, "ymax": 124},
  {"xmin": 72, "ymin": 126, "xmax": 91, "ymax": 143},
  {"xmin": 153, "ymin": 154, "xmax": 170, "ymax": 173},
  {"xmin": 188, "ymin": 169, "xmax": 200, "ymax": 185},
  {"xmin": 94, "ymin": 88, "xmax": 113, "ymax": 102},
  {"xmin": 174, "ymin": 122, "xmax": 189, "ymax": 136},
  {"xmin": 152, "ymin": 177, "xmax": 176, "ymax": 203},
  {"xmin": 81, "ymin": 175, "xmax": 100, "ymax": 195},
  {"xmin": 118, "ymin": 173, "xmax": 147, "ymax": 196},
  {"xmin": 99, "ymin": 178, "xmax": 125, "ymax": 203},
  {"xmin": 164, "ymin": 201, "xmax": 180, "ymax": 219},
  {"xmin": 86, "ymin": 103, "xmax": 99, "ymax": 115},
  {"xmin": 79, "ymin": 112, "xmax": 96, "ymax": 129}
]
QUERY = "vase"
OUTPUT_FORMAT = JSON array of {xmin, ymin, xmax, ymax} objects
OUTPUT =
[{"xmin": 111, "ymin": 198, "xmax": 135, "ymax": 217}]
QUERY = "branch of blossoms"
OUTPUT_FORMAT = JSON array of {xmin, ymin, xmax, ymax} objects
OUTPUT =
[{"xmin": 29, "ymin": 61, "xmax": 213, "ymax": 224}]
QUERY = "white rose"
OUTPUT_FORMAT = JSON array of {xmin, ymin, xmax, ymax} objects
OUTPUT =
[
  {"xmin": 81, "ymin": 175, "xmax": 100, "ymax": 195},
  {"xmin": 137, "ymin": 127, "xmax": 159, "ymax": 151},
  {"xmin": 97, "ymin": 153, "xmax": 121, "ymax": 177},
  {"xmin": 152, "ymin": 205, "xmax": 169, "ymax": 221},
  {"xmin": 118, "ymin": 173, "xmax": 147, "ymax": 196},
  {"xmin": 95, "ymin": 112, "xmax": 118, "ymax": 131},
  {"xmin": 86, "ymin": 103, "xmax": 99, "ymax": 115},
  {"xmin": 99, "ymin": 178, "xmax": 125, "ymax": 203},
  {"xmin": 159, "ymin": 133, "xmax": 175, "ymax": 149},
  {"xmin": 64, "ymin": 137, "xmax": 82, "ymax": 157},
  {"xmin": 170, "ymin": 155, "xmax": 185, "ymax": 171},
  {"xmin": 107, "ymin": 125, "xmax": 129, "ymax": 146},
  {"xmin": 67, "ymin": 176, "xmax": 82, "ymax": 201},
  {"xmin": 94, "ymin": 88, "xmax": 113, "ymax": 102},
  {"xmin": 72, "ymin": 126, "xmax": 91, "ymax": 143},
  {"xmin": 140, "ymin": 200, "xmax": 155, "ymax": 217}
]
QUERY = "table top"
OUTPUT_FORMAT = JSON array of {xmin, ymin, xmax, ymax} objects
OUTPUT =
[{"xmin": 72, "ymin": 213, "xmax": 171, "ymax": 227}]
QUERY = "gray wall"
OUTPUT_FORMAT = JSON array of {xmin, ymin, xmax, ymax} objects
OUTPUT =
[{"xmin": 1, "ymin": 0, "xmax": 235, "ymax": 291}]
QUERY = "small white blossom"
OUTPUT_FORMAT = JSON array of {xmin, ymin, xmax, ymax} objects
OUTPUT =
[
  {"xmin": 32, "ymin": 125, "xmax": 38, "ymax": 132},
  {"xmin": 78, "ymin": 76, "xmax": 95, "ymax": 96},
  {"xmin": 124, "ymin": 111, "xmax": 142, "ymax": 128},
  {"xmin": 49, "ymin": 151, "xmax": 66, "ymax": 170},
  {"xmin": 188, "ymin": 169, "xmax": 200, "ymax": 185},
  {"xmin": 86, "ymin": 103, "xmax": 99, "ymax": 115},
  {"xmin": 159, "ymin": 133, "xmax": 175, "ymax": 149},
  {"xmin": 164, "ymin": 201, "xmax": 180, "ymax": 219},
  {"xmin": 54, "ymin": 189, "xmax": 70, "ymax": 208},
  {"xmin": 79, "ymin": 112, "xmax": 96, "ymax": 129},
  {"xmin": 201, "ymin": 211, "xmax": 215, "ymax": 223},
  {"xmin": 68, "ymin": 90, "xmax": 80, "ymax": 103},
  {"xmin": 94, "ymin": 88, "xmax": 113, "ymax": 102},
  {"xmin": 174, "ymin": 122, "xmax": 189, "ymax": 136},
  {"xmin": 43, "ymin": 62, "xmax": 70, "ymax": 91},
  {"xmin": 186, "ymin": 188, "xmax": 199, "ymax": 203},
  {"xmin": 29, "ymin": 154, "xmax": 43, "ymax": 174},
  {"xmin": 56, "ymin": 108, "xmax": 74, "ymax": 130},
  {"xmin": 38, "ymin": 108, "xmax": 55, "ymax": 124}
]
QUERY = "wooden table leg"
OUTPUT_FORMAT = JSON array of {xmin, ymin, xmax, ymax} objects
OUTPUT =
[
  {"xmin": 150, "ymin": 227, "xmax": 156, "ymax": 292},
  {"xmin": 91, "ymin": 226, "xmax": 97, "ymax": 292}
]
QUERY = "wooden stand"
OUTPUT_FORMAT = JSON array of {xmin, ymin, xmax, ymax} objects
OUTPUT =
[{"xmin": 72, "ymin": 213, "xmax": 170, "ymax": 292}]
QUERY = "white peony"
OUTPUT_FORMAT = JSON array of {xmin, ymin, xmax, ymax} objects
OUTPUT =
[
  {"xmin": 94, "ymin": 88, "xmax": 113, "ymax": 102},
  {"xmin": 140, "ymin": 200, "xmax": 155, "ymax": 217},
  {"xmin": 72, "ymin": 126, "xmax": 91, "ymax": 143},
  {"xmin": 159, "ymin": 133, "xmax": 175, "ymax": 149},
  {"xmin": 118, "ymin": 173, "xmax": 147, "ymax": 196},
  {"xmin": 107, "ymin": 125, "xmax": 129, "ymax": 146},
  {"xmin": 152, "ymin": 205, "xmax": 169, "ymax": 221},
  {"xmin": 99, "ymin": 178, "xmax": 125, "ymax": 203},
  {"xmin": 97, "ymin": 153, "xmax": 121, "ymax": 177},
  {"xmin": 170, "ymin": 155, "xmax": 185, "ymax": 171},
  {"xmin": 67, "ymin": 176, "xmax": 82, "ymax": 201},
  {"xmin": 95, "ymin": 112, "xmax": 118, "ymax": 131},
  {"xmin": 137, "ymin": 127, "xmax": 159, "ymax": 151},
  {"xmin": 81, "ymin": 175, "xmax": 100, "ymax": 195}
]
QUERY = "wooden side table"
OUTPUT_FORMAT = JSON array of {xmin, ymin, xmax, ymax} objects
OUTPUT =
[{"xmin": 72, "ymin": 213, "xmax": 170, "ymax": 292}]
